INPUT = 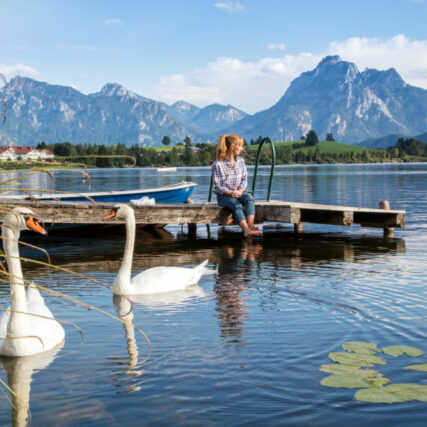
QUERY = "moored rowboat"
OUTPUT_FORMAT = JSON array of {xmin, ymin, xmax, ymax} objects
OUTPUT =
[{"xmin": 0, "ymin": 181, "xmax": 197, "ymax": 204}]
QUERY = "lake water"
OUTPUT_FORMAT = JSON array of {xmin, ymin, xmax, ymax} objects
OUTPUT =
[{"xmin": 1, "ymin": 163, "xmax": 426, "ymax": 426}]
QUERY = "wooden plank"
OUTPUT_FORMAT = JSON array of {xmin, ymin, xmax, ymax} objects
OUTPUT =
[
  {"xmin": 300, "ymin": 209, "xmax": 354, "ymax": 226},
  {"xmin": 0, "ymin": 199, "xmax": 406, "ymax": 230},
  {"xmin": 354, "ymin": 211, "xmax": 405, "ymax": 228},
  {"xmin": 256, "ymin": 202, "xmax": 301, "ymax": 224}
]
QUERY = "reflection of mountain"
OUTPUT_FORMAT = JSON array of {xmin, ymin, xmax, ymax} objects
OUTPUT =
[{"xmin": 0, "ymin": 342, "xmax": 63, "ymax": 427}]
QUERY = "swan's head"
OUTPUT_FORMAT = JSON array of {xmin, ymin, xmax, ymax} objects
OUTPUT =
[
  {"xmin": 103, "ymin": 203, "xmax": 134, "ymax": 221},
  {"xmin": 2, "ymin": 207, "xmax": 47, "ymax": 235}
]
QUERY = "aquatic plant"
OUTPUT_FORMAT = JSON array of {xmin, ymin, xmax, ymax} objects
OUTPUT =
[
  {"xmin": 320, "ymin": 341, "xmax": 426, "ymax": 403},
  {"xmin": 382, "ymin": 345, "xmax": 424, "ymax": 357}
]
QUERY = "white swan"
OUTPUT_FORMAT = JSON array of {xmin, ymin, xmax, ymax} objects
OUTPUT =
[
  {"xmin": 104, "ymin": 204, "xmax": 214, "ymax": 295},
  {"xmin": 0, "ymin": 207, "xmax": 65, "ymax": 357}
]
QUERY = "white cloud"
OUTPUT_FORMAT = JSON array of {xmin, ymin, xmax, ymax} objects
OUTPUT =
[
  {"xmin": 266, "ymin": 43, "xmax": 287, "ymax": 51},
  {"xmin": 0, "ymin": 63, "xmax": 42, "ymax": 82},
  {"xmin": 147, "ymin": 53, "xmax": 319, "ymax": 113},
  {"xmin": 144, "ymin": 34, "xmax": 427, "ymax": 114},
  {"xmin": 105, "ymin": 18, "xmax": 123, "ymax": 26},
  {"xmin": 214, "ymin": 2, "xmax": 245, "ymax": 13},
  {"xmin": 327, "ymin": 34, "xmax": 427, "ymax": 89}
]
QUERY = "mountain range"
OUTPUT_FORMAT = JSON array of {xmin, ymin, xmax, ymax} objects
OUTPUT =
[
  {"xmin": 356, "ymin": 131, "xmax": 427, "ymax": 149},
  {"xmin": 0, "ymin": 56, "xmax": 426, "ymax": 147}
]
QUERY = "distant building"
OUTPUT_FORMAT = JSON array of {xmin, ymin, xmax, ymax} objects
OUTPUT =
[{"xmin": 0, "ymin": 146, "xmax": 54, "ymax": 161}]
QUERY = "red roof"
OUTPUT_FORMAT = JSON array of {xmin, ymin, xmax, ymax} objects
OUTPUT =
[{"xmin": 0, "ymin": 146, "xmax": 54, "ymax": 155}]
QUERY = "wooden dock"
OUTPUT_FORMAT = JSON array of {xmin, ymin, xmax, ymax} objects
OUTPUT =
[{"xmin": 2, "ymin": 199, "xmax": 405, "ymax": 237}]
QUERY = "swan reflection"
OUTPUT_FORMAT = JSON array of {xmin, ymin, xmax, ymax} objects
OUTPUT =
[
  {"xmin": 128, "ymin": 285, "xmax": 208, "ymax": 309},
  {"xmin": 111, "ymin": 285, "xmax": 208, "ymax": 393},
  {"xmin": 0, "ymin": 342, "xmax": 63, "ymax": 427},
  {"xmin": 111, "ymin": 295, "xmax": 142, "ymax": 394}
]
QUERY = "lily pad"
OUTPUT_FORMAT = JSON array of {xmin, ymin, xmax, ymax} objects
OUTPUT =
[
  {"xmin": 365, "ymin": 377, "xmax": 389, "ymax": 387},
  {"xmin": 319, "ymin": 364, "xmax": 382, "ymax": 377},
  {"xmin": 329, "ymin": 352, "xmax": 386, "ymax": 366},
  {"xmin": 355, "ymin": 387, "xmax": 411, "ymax": 403},
  {"xmin": 320, "ymin": 364, "xmax": 360, "ymax": 374},
  {"xmin": 385, "ymin": 384, "xmax": 425, "ymax": 392},
  {"xmin": 385, "ymin": 384, "xmax": 427, "ymax": 402},
  {"xmin": 356, "ymin": 384, "xmax": 427, "ymax": 403},
  {"xmin": 381, "ymin": 345, "xmax": 424, "ymax": 357},
  {"xmin": 321, "ymin": 374, "xmax": 374, "ymax": 389},
  {"xmin": 404, "ymin": 364, "xmax": 427, "ymax": 372},
  {"xmin": 342, "ymin": 341, "xmax": 379, "ymax": 355}
]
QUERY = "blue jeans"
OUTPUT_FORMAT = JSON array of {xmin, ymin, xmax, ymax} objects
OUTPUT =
[{"xmin": 217, "ymin": 192, "xmax": 255, "ymax": 223}]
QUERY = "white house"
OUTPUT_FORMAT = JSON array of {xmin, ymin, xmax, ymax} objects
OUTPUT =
[
  {"xmin": 0, "ymin": 146, "xmax": 55, "ymax": 161},
  {"xmin": 0, "ymin": 147, "xmax": 16, "ymax": 161}
]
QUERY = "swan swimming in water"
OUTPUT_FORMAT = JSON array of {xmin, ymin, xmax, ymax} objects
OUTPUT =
[
  {"xmin": 0, "ymin": 207, "xmax": 65, "ymax": 357},
  {"xmin": 104, "ymin": 204, "xmax": 214, "ymax": 295}
]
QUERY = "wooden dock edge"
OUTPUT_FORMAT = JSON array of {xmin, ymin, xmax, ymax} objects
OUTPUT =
[{"xmin": 0, "ymin": 199, "xmax": 405, "ymax": 235}]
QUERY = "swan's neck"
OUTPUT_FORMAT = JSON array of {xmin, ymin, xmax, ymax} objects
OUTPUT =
[
  {"xmin": 2, "ymin": 225, "xmax": 28, "ymax": 340},
  {"xmin": 2, "ymin": 225, "xmax": 27, "ymax": 313},
  {"xmin": 114, "ymin": 211, "xmax": 136, "ymax": 292}
]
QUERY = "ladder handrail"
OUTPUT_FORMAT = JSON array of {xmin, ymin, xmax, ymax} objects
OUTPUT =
[
  {"xmin": 208, "ymin": 137, "xmax": 276, "ymax": 202},
  {"xmin": 251, "ymin": 137, "xmax": 276, "ymax": 201}
]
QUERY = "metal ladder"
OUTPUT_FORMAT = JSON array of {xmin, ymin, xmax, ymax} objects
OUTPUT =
[{"xmin": 208, "ymin": 137, "xmax": 276, "ymax": 202}]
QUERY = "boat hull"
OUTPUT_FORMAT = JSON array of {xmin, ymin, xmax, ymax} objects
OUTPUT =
[{"xmin": 1, "ymin": 182, "xmax": 197, "ymax": 204}]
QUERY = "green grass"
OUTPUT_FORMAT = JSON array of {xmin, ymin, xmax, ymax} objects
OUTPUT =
[
  {"xmin": 247, "ymin": 140, "xmax": 381, "ymax": 154},
  {"xmin": 148, "ymin": 145, "xmax": 187, "ymax": 152},
  {"xmin": 148, "ymin": 140, "xmax": 379, "ymax": 155}
]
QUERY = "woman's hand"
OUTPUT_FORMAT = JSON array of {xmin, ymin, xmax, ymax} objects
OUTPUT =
[{"xmin": 230, "ymin": 189, "xmax": 244, "ymax": 198}]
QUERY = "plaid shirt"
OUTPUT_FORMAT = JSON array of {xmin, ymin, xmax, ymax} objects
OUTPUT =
[{"xmin": 212, "ymin": 156, "xmax": 248, "ymax": 195}]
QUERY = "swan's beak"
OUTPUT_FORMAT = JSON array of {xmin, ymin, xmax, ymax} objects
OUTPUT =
[
  {"xmin": 103, "ymin": 208, "xmax": 117, "ymax": 220},
  {"xmin": 26, "ymin": 216, "xmax": 47, "ymax": 235}
]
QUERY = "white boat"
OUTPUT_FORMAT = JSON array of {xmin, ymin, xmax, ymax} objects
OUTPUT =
[{"xmin": 157, "ymin": 166, "xmax": 177, "ymax": 172}]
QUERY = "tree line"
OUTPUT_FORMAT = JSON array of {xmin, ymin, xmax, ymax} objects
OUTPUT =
[{"xmin": 32, "ymin": 132, "xmax": 427, "ymax": 168}]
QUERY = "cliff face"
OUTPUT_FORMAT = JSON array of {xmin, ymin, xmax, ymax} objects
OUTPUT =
[
  {"xmin": 1, "ymin": 56, "xmax": 426, "ymax": 146},
  {"xmin": 0, "ymin": 78, "xmax": 207, "ymax": 146},
  {"xmin": 227, "ymin": 56, "xmax": 427, "ymax": 143}
]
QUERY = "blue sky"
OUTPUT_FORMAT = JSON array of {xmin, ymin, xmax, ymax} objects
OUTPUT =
[{"xmin": 1, "ymin": 0, "xmax": 427, "ymax": 113}]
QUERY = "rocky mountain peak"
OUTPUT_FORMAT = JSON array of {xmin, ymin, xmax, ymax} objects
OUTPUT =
[
  {"xmin": 313, "ymin": 56, "xmax": 359, "ymax": 82},
  {"xmin": 228, "ymin": 56, "xmax": 427, "ymax": 144},
  {"xmin": 7, "ymin": 76, "xmax": 42, "ymax": 92},
  {"xmin": 362, "ymin": 67, "xmax": 406, "ymax": 87},
  {"xmin": 172, "ymin": 100, "xmax": 197, "ymax": 111},
  {"xmin": 98, "ymin": 82, "xmax": 138, "ymax": 99},
  {"xmin": 318, "ymin": 55, "xmax": 342, "ymax": 67}
]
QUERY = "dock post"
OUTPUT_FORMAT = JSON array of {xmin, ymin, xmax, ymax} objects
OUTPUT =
[
  {"xmin": 188, "ymin": 223, "xmax": 197, "ymax": 238},
  {"xmin": 294, "ymin": 222, "xmax": 303, "ymax": 233},
  {"xmin": 379, "ymin": 200, "xmax": 394, "ymax": 238}
]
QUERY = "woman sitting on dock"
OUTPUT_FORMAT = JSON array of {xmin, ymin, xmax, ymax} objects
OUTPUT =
[{"xmin": 212, "ymin": 134, "xmax": 261, "ymax": 238}]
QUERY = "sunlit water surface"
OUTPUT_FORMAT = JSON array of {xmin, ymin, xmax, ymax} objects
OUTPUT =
[{"xmin": 1, "ymin": 163, "xmax": 426, "ymax": 426}]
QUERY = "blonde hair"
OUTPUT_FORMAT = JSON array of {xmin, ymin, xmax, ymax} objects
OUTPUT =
[{"xmin": 216, "ymin": 134, "xmax": 244, "ymax": 161}]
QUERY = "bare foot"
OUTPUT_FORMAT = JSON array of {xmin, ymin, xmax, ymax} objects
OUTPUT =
[
  {"xmin": 251, "ymin": 224, "xmax": 259, "ymax": 231},
  {"xmin": 225, "ymin": 217, "xmax": 234, "ymax": 225},
  {"xmin": 243, "ymin": 229, "xmax": 262, "ymax": 238}
]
